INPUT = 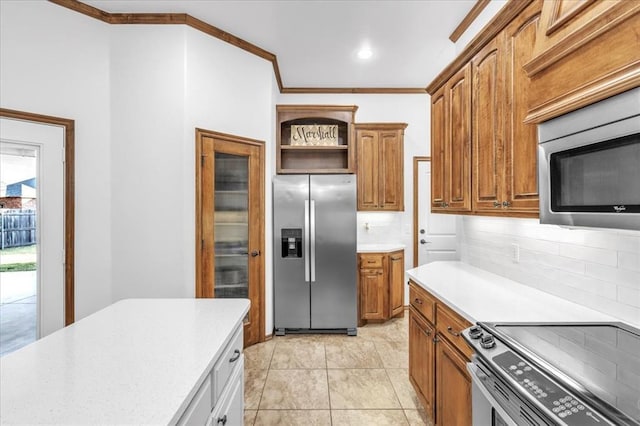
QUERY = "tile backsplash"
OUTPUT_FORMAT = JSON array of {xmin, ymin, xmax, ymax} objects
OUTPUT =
[{"xmin": 459, "ymin": 216, "xmax": 640, "ymax": 327}]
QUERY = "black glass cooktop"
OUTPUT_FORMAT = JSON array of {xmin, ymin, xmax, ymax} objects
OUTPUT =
[{"xmin": 491, "ymin": 323, "xmax": 640, "ymax": 424}]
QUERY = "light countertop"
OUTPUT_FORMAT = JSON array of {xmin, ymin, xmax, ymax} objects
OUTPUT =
[
  {"xmin": 357, "ymin": 243, "xmax": 405, "ymax": 253},
  {"xmin": 0, "ymin": 298, "xmax": 250, "ymax": 425},
  {"xmin": 407, "ymin": 261, "xmax": 616, "ymax": 324}
]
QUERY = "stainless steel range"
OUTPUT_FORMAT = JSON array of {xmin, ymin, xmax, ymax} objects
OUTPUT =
[{"xmin": 463, "ymin": 322, "xmax": 640, "ymax": 426}]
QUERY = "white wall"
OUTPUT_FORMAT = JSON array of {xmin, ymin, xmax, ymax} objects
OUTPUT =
[
  {"xmin": 0, "ymin": 1, "xmax": 113, "ymax": 320},
  {"xmin": 110, "ymin": 25, "xmax": 187, "ymax": 300}
]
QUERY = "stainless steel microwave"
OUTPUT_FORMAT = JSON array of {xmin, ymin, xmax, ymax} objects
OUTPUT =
[{"xmin": 538, "ymin": 87, "xmax": 640, "ymax": 230}]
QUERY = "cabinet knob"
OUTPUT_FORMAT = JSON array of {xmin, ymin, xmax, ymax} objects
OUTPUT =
[
  {"xmin": 217, "ymin": 415, "xmax": 228, "ymax": 425},
  {"xmin": 493, "ymin": 201, "xmax": 501, "ymax": 208},
  {"xmin": 414, "ymin": 298, "xmax": 423, "ymax": 305},
  {"xmin": 250, "ymin": 250, "xmax": 260, "ymax": 257},
  {"xmin": 447, "ymin": 326, "xmax": 460, "ymax": 337},
  {"xmin": 502, "ymin": 201, "xmax": 511, "ymax": 208},
  {"xmin": 423, "ymin": 329, "xmax": 431, "ymax": 337}
]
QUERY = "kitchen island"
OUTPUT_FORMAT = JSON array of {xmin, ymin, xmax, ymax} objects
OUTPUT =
[{"xmin": 0, "ymin": 298, "xmax": 249, "ymax": 425}]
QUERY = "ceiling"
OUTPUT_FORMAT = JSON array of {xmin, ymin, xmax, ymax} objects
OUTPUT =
[{"xmin": 83, "ymin": 0, "xmax": 478, "ymax": 90}]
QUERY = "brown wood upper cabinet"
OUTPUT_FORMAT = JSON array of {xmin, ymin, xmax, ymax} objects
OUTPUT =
[
  {"xmin": 431, "ymin": 64, "xmax": 472, "ymax": 213},
  {"xmin": 472, "ymin": 1, "xmax": 541, "ymax": 215},
  {"xmin": 430, "ymin": 0, "xmax": 542, "ymax": 218},
  {"xmin": 276, "ymin": 105, "xmax": 357, "ymax": 174},
  {"xmin": 355, "ymin": 123, "xmax": 407, "ymax": 211},
  {"xmin": 524, "ymin": 0, "xmax": 640, "ymax": 123}
]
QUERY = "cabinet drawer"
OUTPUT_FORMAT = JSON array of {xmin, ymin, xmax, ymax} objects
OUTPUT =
[
  {"xmin": 409, "ymin": 282, "xmax": 436, "ymax": 324},
  {"xmin": 213, "ymin": 325, "xmax": 243, "ymax": 403},
  {"xmin": 436, "ymin": 304, "xmax": 473, "ymax": 360},
  {"xmin": 360, "ymin": 254, "xmax": 384, "ymax": 269},
  {"xmin": 208, "ymin": 356, "xmax": 244, "ymax": 426}
]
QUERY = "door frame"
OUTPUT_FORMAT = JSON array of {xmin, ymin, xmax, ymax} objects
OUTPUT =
[
  {"xmin": 413, "ymin": 156, "xmax": 430, "ymax": 267},
  {"xmin": 194, "ymin": 128, "xmax": 265, "ymax": 344},
  {"xmin": 0, "ymin": 108, "xmax": 75, "ymax": 326}
]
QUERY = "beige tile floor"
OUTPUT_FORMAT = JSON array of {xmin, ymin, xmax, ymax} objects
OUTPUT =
[{"xmin": 243, "ymin": 314, "xmax": 434, "ymax": 426}]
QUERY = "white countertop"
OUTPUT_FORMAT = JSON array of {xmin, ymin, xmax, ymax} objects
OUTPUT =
[
  {"xmin": 407, "ymin": 261, "xmax": 616, "ymax": 324},
  {"xmin": 0, "ymin": 298, "xmax": 250, "ymax": 425},
  {"xmin": 357, "ymin": 243, "xmax": 405, "ymax": 253}
]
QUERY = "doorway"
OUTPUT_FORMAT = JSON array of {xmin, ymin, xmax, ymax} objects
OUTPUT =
[
  {"xmin": 0, "ymin": 109, "xmax": 74, "ymax": 356},
  {"xmin": 195, "ymin": 129, "xmax": 265, "ymax": 347},
  {"xmin": 413, "ymin": 156, "xmax": 457, "ymax": 267}
]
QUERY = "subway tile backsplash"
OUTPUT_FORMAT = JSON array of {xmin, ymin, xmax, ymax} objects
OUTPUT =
[{"xmin": 459, "ymin": 216, "xmax": 640, "ymax": 327}]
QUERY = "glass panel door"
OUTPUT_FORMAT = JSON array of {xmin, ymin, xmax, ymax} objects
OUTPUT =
[{"xmin": 214, "ymin": 152, "xmax": 249, "ymax": 299}]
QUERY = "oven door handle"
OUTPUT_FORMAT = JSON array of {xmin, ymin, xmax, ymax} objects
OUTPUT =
[{"xmin": 467, "ymin": 363, "xmax": 519, "ymax": 426}]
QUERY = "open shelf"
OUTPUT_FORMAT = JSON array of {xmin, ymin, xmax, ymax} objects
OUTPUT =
[{"xmin": 276, "ymin": 105, "xmax": 358, "ymax": 174}]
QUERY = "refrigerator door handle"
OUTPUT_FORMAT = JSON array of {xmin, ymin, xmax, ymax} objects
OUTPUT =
[
  {"xmin": 304, "ymin": 199, "xmax": 310, "ymax": 282},
  {"xmin": 310, "ymin": 199, "xmax": 316, "ymax": 282}
]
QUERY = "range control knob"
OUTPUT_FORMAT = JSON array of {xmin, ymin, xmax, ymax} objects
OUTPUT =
[
  {"xmin": 469, "ymin": 325, "xmax": 483, "ymax": 339},
  {"xmin": 480, "ymin": 334, "xmax": 496, "ymax": 349}
]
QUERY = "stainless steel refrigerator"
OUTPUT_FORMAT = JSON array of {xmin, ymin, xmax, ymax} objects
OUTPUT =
[{"xmin": 273, "ymin": 174, "xmax": 357, "ymax": 335}]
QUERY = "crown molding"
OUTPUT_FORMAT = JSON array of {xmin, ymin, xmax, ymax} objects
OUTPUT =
[
  {"xmin": 48, "ymin": 0, "xmax": 426, "ymax": 95},
  {"xmin": 449, "ymin": 0, "xmax": 491, "ymax": 42}
]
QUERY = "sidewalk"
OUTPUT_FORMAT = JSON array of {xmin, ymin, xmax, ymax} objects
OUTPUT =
[{"xmin": 0, "ymin": 271, "xmax": 37, "ymax": 356}]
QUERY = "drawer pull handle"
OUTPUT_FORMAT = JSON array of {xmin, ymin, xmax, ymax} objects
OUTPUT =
[
  {"xmin": 229, "ymin": 349, "xmax": 241, "ymax": 363},
  {"xmin": 447, "ymin": 326, "xmax": 460, "ymax": 337},
  {"xmin": 391, "ymin": 256, "xmax": 401, "ymax": 260},
  {"xmin": 414, "ymin": 298, "xmax": 423, "ymax": 305},
  {"xmin": 367, "ymin": 260, "xmax": 376, "ymax": 263},
  {"xmin": 217, "ymin": 414, "xmax": 227, "ymax": 425}
]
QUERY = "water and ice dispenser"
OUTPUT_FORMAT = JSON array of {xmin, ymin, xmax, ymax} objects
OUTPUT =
[{"xmin": 281, "ymin": 228, "xmax": 302, "ymax": 258}]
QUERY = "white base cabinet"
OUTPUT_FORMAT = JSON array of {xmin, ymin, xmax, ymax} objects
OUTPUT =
[{"xmin": 178, "ymin": 325, "xmax": 244, "ymax": 426}]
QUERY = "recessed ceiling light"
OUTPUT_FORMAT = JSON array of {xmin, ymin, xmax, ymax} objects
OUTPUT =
[{"xmin": 357, "ymin": 47, "xmax": 373, "ymax": 60}]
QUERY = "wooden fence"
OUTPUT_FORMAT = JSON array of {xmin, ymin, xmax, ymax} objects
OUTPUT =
[{"xmin": 0, "ymin": 209, "xmax": 36, "ymax": 250}]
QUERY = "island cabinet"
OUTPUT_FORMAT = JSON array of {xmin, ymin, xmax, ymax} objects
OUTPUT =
[
  {"xmin": 276, "ymin": 105, "xmax": 358, "ymax": 174},
  {"xmin": 0, "ymin": 299, "xmax": 250, "ymax": 425},
  {"xmin": 472, "ymin": 1, "xmax": 541, "ymax": 216},
  {"xmin": 355, "ymin": 123, "xmax": 407, "ymax": 211},
  {"xmin": 408, "ymin": 280, "xmax": 473, "ymax": 425},
  {"xmin": 430, "ymin": 64, "xmax": 472, "ymax": 213},
  {"xmin": 358, "ymin": 249, "xmax": 405, "ymax": 326}
]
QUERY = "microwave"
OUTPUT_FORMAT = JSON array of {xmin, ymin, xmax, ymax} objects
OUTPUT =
[{"xmin": 538, "ymin": 87, "xmax": 640, "ymax": 231}]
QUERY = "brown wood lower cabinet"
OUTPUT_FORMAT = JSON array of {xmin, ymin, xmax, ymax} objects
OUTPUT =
[
  {"xmin": 358, "ymin": 250, "xmax": 404, "ymax": 326},
  {"xmin": 408, "ymin": 280, "xmax": 472, "ymax": 425}
]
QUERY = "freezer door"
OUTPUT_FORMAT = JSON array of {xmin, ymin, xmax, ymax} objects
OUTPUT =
[
  {"xmin": 309, "ymin": 174, "xmax": 357, "ymax": 329},
  {"xmin": 273, "ymin": 175, "xmax": 310, "ymax": 329}
]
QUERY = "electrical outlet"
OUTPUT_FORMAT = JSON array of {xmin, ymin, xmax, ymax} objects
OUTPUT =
[{"xmin": 511, "ymin": 243, "xmax": 520, "ymax": 263}]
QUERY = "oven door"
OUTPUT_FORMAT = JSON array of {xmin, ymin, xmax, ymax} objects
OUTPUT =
[{"xmin": 468, "ymin": 363, "xmax": 518, "ymax": 426}]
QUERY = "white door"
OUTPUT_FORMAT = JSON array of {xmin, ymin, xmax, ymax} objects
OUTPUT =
[
  {"xmin": 1, "ymin": 118, "xmax": 65, "ymax": 339},
  {"xmin": 417, "ymin": 160, "xmax": 457, "ymax": 265}
]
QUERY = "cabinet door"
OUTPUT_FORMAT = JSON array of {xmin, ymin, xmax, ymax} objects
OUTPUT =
[
  {"xmin": 389, "ymin": 251, "xmax": 404, "ymax": 317},
  {"xmin": 379, "ymin": 130, "xmax": 404, "ymax": 211},
  {"xmin": 209, "ymin": 358, "xmax": 244, "ymax": 426},
  {"xmin": 503, "ymin": 3, "xmax": 541, "ymax": 212},
  {"xmin": 430, "ymin": 87, "xmax": 447, "ymax": 211},
  {"xmin": 447, "ymin": 64, "xmax": 472, "ymax": 211},
  {"xmin": 356, "ymin": 129, "xmax": 380, "ymax": 210},
  {"xmin": 409, "ymin": 308, "xmax": 435, "ymax": 420},
  {"xmin": 472, "ymin": 36, "xmax": 505, "ymax": 212},
  {"xmin": 360, "ymin": 268, "xmax": 387, "ymax": 320},
  {"xmin": 435, "ymin": 336, "xmax": 472, "ymax": 426}
]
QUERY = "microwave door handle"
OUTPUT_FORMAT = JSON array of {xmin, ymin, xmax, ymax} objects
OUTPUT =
[{"xmin": 467, "ymin": 363, "xmax": 519, "ymax": 426}]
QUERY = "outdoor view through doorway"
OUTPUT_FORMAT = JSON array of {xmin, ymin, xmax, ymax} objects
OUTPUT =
[{"xmin": 0, "ymin": 142, "xmax": 38, "ymax": 355}]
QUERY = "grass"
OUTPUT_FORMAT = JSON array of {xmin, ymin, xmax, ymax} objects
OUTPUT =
[
  {"xmin": 0, "ymin": 262, "xmax": 37, "ymax": 272},
  {"xmin": 0, "ymin": 245, "xmax": 36, "ymax": 255}
]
